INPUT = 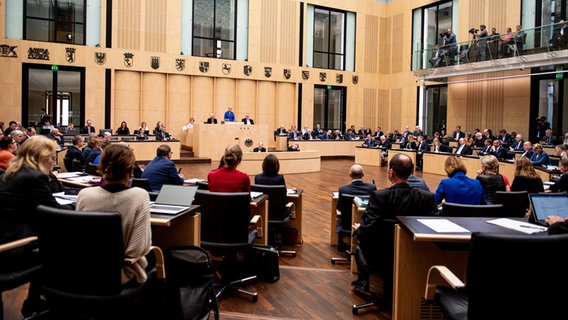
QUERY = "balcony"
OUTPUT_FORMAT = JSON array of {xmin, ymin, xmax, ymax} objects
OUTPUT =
[{"xmin": 413, "ymin": 23, "xmax": 568, "ymax": 81}]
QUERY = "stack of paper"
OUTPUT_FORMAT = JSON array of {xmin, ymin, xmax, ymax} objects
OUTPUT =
[{"xmin": 487, "ymin": 218, "xmax": 548, "ymax": 234}]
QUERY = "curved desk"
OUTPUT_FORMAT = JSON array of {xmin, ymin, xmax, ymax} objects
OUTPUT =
[
  {"xmin": 354, "ymin": 146, "xmax": 383, "ymax": 166},
  {"xmin": 231, "ymin": 151, "xmax": 321, "ymax": 175},
  {"xmin": 289, "ymin": 140, "xmax": 362, "ymax": 157}
]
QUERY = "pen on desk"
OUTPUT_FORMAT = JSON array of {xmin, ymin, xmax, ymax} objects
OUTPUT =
[
  {"xmin": 519, "ymin": 224, "xmax": 546, "ymax": 230},
  {"xmin": 178, "ymin": 168, "xmax": 182, "ymax": 174}
]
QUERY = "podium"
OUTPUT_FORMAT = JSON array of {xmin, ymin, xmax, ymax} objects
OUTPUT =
[{"xmin": 192, "ymin": 122, "xmax": 269, "ymax": 160}]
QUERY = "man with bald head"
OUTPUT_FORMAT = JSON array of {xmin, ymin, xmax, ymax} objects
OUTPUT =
[
  {"xmin": 336, "ymin": 164, "xmax": 376, "ymax": 252},
  {"xmin": 352, "ymin": 153, "xmax": 436, "ymax": 305}
]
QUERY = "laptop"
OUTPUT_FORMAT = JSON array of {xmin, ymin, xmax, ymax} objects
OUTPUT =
[
  {"xmin": 528, "ymin": 193, "xmax": 568, "ymax": 226},
  {"xmin": 150, "ymin": 185, "xmax": 198, "ymax": 215}
]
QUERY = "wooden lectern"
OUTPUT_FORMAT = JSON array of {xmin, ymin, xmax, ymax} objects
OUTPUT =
[{"xmin": 192, "ymin": 123, "xmax": 269, "ymax": 160}]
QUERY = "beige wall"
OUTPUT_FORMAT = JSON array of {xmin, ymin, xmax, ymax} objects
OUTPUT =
[{"xmin": 0, "ymin": 0, "xmax": 535, "ymax": 144}]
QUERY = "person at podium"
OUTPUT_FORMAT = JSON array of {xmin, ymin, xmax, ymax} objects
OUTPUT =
[
  {"xmin": 223, "ymin": 106, "xmax": 235, "ymax": 122},
  {"xmin": 206, "ymin": 113, "xmax": 218, "ymax": 124},
  {"xmin": 242, "ymin": 113, "xmax": 254, "ymax": 125}
]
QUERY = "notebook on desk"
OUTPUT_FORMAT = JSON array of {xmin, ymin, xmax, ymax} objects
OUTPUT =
[
  {"xmin": 529, "ymin": 193, "xmax": 568, "ymax": 226},
  {"xmin": 150, "ymin": 185, "xmax": 198, "ymax": 215}
]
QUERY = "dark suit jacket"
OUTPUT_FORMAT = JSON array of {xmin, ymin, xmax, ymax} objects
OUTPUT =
[
  {"xmin": 252, "ymin": 147, "xmax": 266, "ymax": 152},
  {"xmin": 65, "ymin": 145, "xmax": 86, "ymax": 169},
  {"xmin": 489, "ymin": 146, "xmax": 507, "ymax": 159},
  {"xmin": 452, "ymin": 131, "xmax": 465, "ymax": 141},
  {"xmin": 416, "ymin": 141, "xmax": 429, "ymax": 153},
  {"xmin": 337, "ymin": 180, "xmax": 376, "ymax": 226},
  {"xmin": 454, "ymin": 144, "xmax": 473, "ymax": 155},
  {"xmin": 81, "ymin": 126, "xmax": 96, "ymax": 134},
  {"xmin": 254, "ymin": 173, "xmax": 285, "ymax": 186},
  {"xmin": 242, "ymin": 118, "xmax": 255, "ymax": 125},
  {"xmin": 550, "ymin": 173, "xmax": 568, "ymax": 192},
  {"xmin": 511, "ymin": 140, "xmax": 524, "ymax": 151},
  {"xmin": 205, "ymin": 118, "xmax": 217, "ymax": 124},
  {"xmin": 85, "ymin": 147, "xmax": 102, "ymax": 164},
  {"xmin": 520, "ymin": 149, "xmax": 534, "ymax": 159},
  {"xmin": 141, "ymin": 156, "xmax": 184, "ymax": 191}
]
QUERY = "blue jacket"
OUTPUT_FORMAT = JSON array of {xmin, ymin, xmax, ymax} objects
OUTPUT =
[
  {"xmin": 141, "ymin": 156, "xmax": 184, "ymax": 191},
  {"xmin": 434, "ymin": 172, "xmax": 486, "ymax": 205},
  {"xmin": 530, "ymin": 151, "xmax": 551, "ymax": 166}
]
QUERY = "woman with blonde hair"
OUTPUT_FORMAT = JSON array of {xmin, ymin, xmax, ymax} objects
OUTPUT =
[
  {"xmin": 476, "ymin": 155, "xmax": 507, "ymax": 203},
  {"xmin": 207, "ymin": 144, "xmax": 250, "ymax": 192},
  {"xmin": 434, "ymin": 156, "xmax": 486, "ymax": 205},
  {"xmin": 511, "ymin": 156, "xmax": 544, "ymax": 193}
]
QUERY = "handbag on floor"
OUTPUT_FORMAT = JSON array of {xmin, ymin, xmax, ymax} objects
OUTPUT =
[{"xmin": 246, "ymin": 245, "xmax": 280, "ymax": 283}]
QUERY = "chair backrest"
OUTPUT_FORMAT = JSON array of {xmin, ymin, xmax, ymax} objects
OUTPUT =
[
  {"xmin": 196, "ymin": 180, "xmax": 209, "ymax": 190},
  {"xmin": 193, "ymin": 190, "xmax": 252, "ymax": 246},
  {"xmin": 250, "ymin": 184, "xmax": 289, "ymax": 222},
  {"xmin": 337, "ymin": 194, "xmax": 370, "ymax": 233},
  {"xmin": 36, "ymin": 205, "xmax": 124, "ymax": 295},
  {"xmin": 87, "ymin": 163, "xmax": 100, "ymax": 176},
  {"xmin": 63, "ymin": 157, "xmax": 72, "ymax": 172},
  {"xmin": 441, "ymin": 202, "xmax": 504, "ymax": 217},
  {"xmin": 493, "ymin": 190, "xmax": 530, "ymax": 217},
  {"xmin": 130, "ymin": 178, "xmax": 152, "ymax": 192},
  {"xmin": 465, "ymin": 232, "xmax": 568, "ymax": 319}
]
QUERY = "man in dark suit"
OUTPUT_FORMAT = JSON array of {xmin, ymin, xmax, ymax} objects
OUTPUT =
[
  {"xmin": 352, "ymin": 154, "xmax": 436, "ymax": 302},
  {"xmin": 253, "ymin": 142, "xmax": 266, "ymax": 152},
  {"xmin": 489, "ymin": 139, "xmax": 507, "ymax": 159},
  {"xmin": 454, "ymin": 138, "xmax": 473, "ymax": 156},
  {"xmin": 415, "ymin": 135, "xmax": 430, "ymax": 170},
  {"xmin": 510, "ymin": 134, "xmax": 525, "ymax": 151},
  {"xmin": 64, "ymin": 135, "xmax": 86, "ymax": 170},
  {"xmin": 81, "ymin": 119, "xmax": 96, "ymax": 135},
  {"xmin": 478, "ymin": 138, "xmax": 493, "ymax": 156},
  {"xmin": 361, "ymin": 134, "xmax": 376, "ymax": 148},
  {"xmin": 497, "ymin": 129, "xmax": 512, "ymax": 145},
  {"xmin": 205, "ymin": 113, "xmax": 217, "ymax": 124},
  {"xmin": 452, "ymin": 125, "xmax": 465, "ymax": 141},
  {"xmin": 242, "ymin": 114, "xmax": 254, "ymax": 125},
  {"xmin": 336, "ymin": 164, "xmax": 376, "ymax": 252},
  {"xmin": 540, "ymin": 129, "xmax": 556, "ymax": 146},
  {"xmin": 141, "ymin": 144, "xmax": 185, "ymax": 191},
  {"xmin": 520, "ymin": 141, "xmax": 534, "ymax": 159},
  {"xmin": 275, "ymin": 125, "xmax": 287, "ymax": 135}
]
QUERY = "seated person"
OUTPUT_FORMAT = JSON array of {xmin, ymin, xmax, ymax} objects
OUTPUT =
[
  {"xmin": 155, "ymin": 125, "xmax": 171, "ymax": 141},
  {"xmin": 336, "ymin": 164, "xmax": 376, "ymax": 252},
  {"xmin": 65, "ymin": 135, "xmax": 86, "ymax": 170},
  {"xmin": 476, "ymin": 155, "xmax": 507, "ymax": 204},
  {"xmin": 432, "ymin": 138, "xmax": 451, "ymax": 153},
  {"xmin": 530, "ymin": 143, "xmax": 552, "ymax": 166},
  {"xmin": 352, "ymin": 154, "xmax": 436, "ymax": 305},
  {"xmin": 135, "ymin": 121, "xmax": 150, "ymax": 136},
  {"xmin": 434, "ymin": 156, "xmax": 486, "ymax": 205},
  {"xmin": 207, "ymin": 144, "xmax": 250, "ymax": 192},
  {"xmin": 253, "ymin": 142, "xmax": 266, "ymax": 152},
  {"xmin": 361, "ymin": 134, "xmax": 376, "ymax": 147},
  {"xmin": 76, "ymin": 144, "xmax": 152, "ymax": 285},
  {"xmin": 242, "ymin": 114, "xmax": 254, "ymax": 125},
  {"xmin": 429, "ymin": 44, "xmax": 446, "ymax": 68},
  {"xmin": 550, "ymin": 158, "xmax": 568, "ymax": 192},
  {"xmin": 141, "ymin": 144, "xmax": 185, "ymax": 191},
  {"xmin": 205, "ymin": 113, "xmax": 218, "ymax": 124},
  {"xmin": 115, "ymin": 121, "xmax": 130, "ymax": 135},
  {"xmin": 275, "ymin": 125, "xmax": 287, "ymax": 136},
  {"xmin": 254, "ymin": 154, "xmax": 286, "ymax": 186},
  {"xmin": 46, "ymin": 128, "xmax": 64, "ymax": 147}
]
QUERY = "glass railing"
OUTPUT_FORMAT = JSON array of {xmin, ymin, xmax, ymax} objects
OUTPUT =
[{"xmin": 412, "ymin": 23, "xmax": 566, "ymax": 71}]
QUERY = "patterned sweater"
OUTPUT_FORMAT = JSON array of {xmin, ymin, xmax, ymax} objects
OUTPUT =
[{"xmin": 76, "ymin": 186, "xmax": 152, "ymax": 284}]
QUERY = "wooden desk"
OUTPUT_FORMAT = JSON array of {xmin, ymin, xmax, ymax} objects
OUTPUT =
[
  {"xmin": 290, "ymin": 140, "xmax": 362, "ymax": 157},
  {"xmin": 193, "ymin": 123, "xmax": 269, "ymax": 159},
  {"xmin": 126, "ymin": 140, "xmax": 181, "ymax": 161},
  {"xmin": 275, "ymin": 135, "xmax": 288, "ymax": 151},
  {"xmin": 151, "ymin": 205, "xmax": 201, "ymax": 249},
  {"xmin": 286, "ymin": 189, "xmax": 304, "ymax": 244},
  {"xmin": 57, "ymin": 173, "xmax": 100, "ymax": 188},
  {"xmin": 239, "ymin": 151, "xmax": 321, "ymax": 175},
  {"xmin": 387, "ymin": 149, "xmax": 416, "ymax": 168},
  {"xmin": 250, "ymin": 194, "xmax": 269, "ymax": 245},
  {"xmin": 350, "ymin": 199, "xmax": 367, "ymax": 273},
  {"xmin": 392, "ymin": 216, "xmax": 529, "ymax": 320},
  {"xmin": 354, "ymin": 147, "xmax": 383, "ymax": 166},
  {"xmin": 422, "ymin": 152, "xmax": 453, "ymax": 176}
]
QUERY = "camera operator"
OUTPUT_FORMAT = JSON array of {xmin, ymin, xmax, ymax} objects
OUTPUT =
[
  {"xmin": 442, "ymin": 28, "xmax": 457, "ymax": 65},
  {"xmin": 476, "ymin": 25, "xmax": 488, "ymax": 61}
]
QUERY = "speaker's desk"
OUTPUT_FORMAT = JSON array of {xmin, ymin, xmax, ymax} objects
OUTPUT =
[
  {"xmin": 192, "ymin": 123, "xmax": 269, "ymax": 159},
  {"xmin": 238, "ymin": 151, "xmax": 321, "ymax": 174},
  {"xmin": 392, "ymin": 216, "xmax": 529, "ymax": 320},
  {"xmin": 151, "ymin": 205, "xmax": 201, "ymax": 249}
]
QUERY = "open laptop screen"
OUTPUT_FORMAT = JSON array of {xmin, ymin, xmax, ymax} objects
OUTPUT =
[{"xmin": 529, "ymin": 193, "xmax": 568, "ymax": 225}]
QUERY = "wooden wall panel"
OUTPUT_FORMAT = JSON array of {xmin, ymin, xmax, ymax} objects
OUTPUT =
[
  {"xmin": 379, "ymin": 17, "xmax": 392, "ymax": 75},
  {"xmin": 114, "ymin": 71, "xmax": 141, "ymax": 130},
  {"xmin": 236, "ymin": 80, "xmax": 258, "ymax": 119},
  {"xmin": 192, "ymin": 77, "xmax": 214, "ymax": 122},
  {"xmin": 276, "ymin": 83, "xmax": 297, "ymax": 129},
  {"xmin": 261, "ymin": 0, "xmax": 278, "ymax": 63},
  {"xmin": 141, "ymin": 73, "xmax": 167, "ymax": 128},
  {"xmin": 391, "ymin": 89, "xmax": 402, "ymax": 131},
  {"xmin": 256, "ymin": 81, "xmax": 277, "ymax": 129},
  {"xmin": 391, "ymin": 14, "xmax": 404, "ymax": 74},
  {"xmin": 167, "ymin": 74, "xmax": 191, "ymax": 135},
  {"xmin": 215, "ymin": 78, "xmax": 236, "ymax": 117},
  {"xmin": 115, "ymin": 0, "xmax": 141, "ymax": 50},
  {"xmin": 144, "ymin": 0, "xmax": 167, "ymax": 52},
  {"xmin": 365, "ymin": 15, "xmax": 379, "ymax": 73},
  {"xmin": 364, "ymin": 88, "xmax": 377, "ymax": 130},
  {"xmin": 280, "ymin": 0, "xmax": 297, "ymax": 65}
]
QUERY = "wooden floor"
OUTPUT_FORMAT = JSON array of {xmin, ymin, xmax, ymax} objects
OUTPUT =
[{"xmin": 3, "ymin": 158, "xmax": 445, "ymax": 320}]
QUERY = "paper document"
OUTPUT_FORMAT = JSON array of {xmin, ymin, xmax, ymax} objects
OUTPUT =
[
  {"xmin": 53, "ymin": 192, "xmax": 78, "ymax": 205},
  {"xmin": 287, "ymin": 188, "xmax": 297, "ymax": 194},
  {"xmin": 56, "ymin": 172, "xmax": 85, "ymax": 178},
  {"xmin": 332, "ymin": 191, "xmax": 339, "ymax": 198},
  {"xmin": 184, "ymin": 178, "xmax": 205, "ymax": 184},
  {"xmin": 418, "ymin": 219, "xmax": 470, "ymax": 233},
  {"xmin": 487, "ymin": 218, "xmax": 548, "ymax": 234}
]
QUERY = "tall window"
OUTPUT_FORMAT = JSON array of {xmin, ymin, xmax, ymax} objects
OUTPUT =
[
  {"xmin": 24, "ymin": 0, "xmax": 85, "ymax": 44},
  {"xmin": 313, "ymin": 7, "xmax": 346, "ymax": 70},
  {"xmin": 412, "ymin": 1, "xmax": 454, "ymax": 70},
  {"xmin": 192, "ymin": 0, "xmax": 236, "ymax": 59}
]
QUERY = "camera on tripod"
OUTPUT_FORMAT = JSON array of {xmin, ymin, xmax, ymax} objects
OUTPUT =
[
  {"xmin": 440, "ymin": 31, "xmax": 448, "ymax": 38},
  {"xmin": 469, "ymin": 28, "xmax": 479, "ymax": 34}
]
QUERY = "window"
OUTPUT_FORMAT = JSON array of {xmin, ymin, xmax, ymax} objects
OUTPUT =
[
  {"xmin": 313, "ymin": 85, "xmax": 346, "ymax": 132},
  {"xmin": 24, "ymin": 0, "xmax": 85, "ymax": 45},
  {"xmin": 412, "ymin": 1, "xmax": 454, "ymax": 71},
  {"xmin": 312, "ymin": 7, "xmax": 346, "ymax": 70},
  {"xmin": 192, "ymin": 0, "xmax": 236, "ymax": 59}
]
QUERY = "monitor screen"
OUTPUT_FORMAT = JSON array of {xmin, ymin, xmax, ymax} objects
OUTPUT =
[{"xmin": 530, "ymin": 194, "xmax": 568, "ymax": 222}]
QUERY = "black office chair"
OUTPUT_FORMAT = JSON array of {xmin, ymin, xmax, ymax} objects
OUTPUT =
[
  {"xmin": 36, "ymin": 205, "xmax": 166, "ymax": 319},
  {"xmin": 130, "ymin": 178, "xmax": 152, "ymax": 191},
  {"xmin": 424, "ymin": 232, "xmax": 568, "ymax": 320},
  {"xmin": 331, "ymin": 194, "xmax": 370, "ymax": 264},
  {"xmin": 250, "ymin": 184, "xmax": 296, "ymax": 257},
  {"xmin": 196, "ymin": 180, "xmax": 209, "ymax": 190},
  {"xmin": 193, "ymin": 190, "xmax": 259, "ymax": 302},
  {"xmin": 493, "ymin": 190, "xmax": 530, "ymax": 218},
  {"xmin": 440, "ymin": 202, "xmax": 504, "ymax": 217},
  {"xmin": 87, "ymin": 162, "xmax": 100, "ymax": 176},
  {"xmin": 0, "ymin": 236, "xmax": 42, "ymax": 320}
]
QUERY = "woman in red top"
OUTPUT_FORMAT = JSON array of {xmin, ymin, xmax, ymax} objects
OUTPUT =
[{"xmin": 207, "ymin": 144, "xmax": 250, "ymax": 192}]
